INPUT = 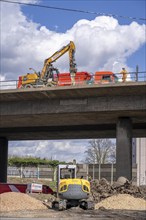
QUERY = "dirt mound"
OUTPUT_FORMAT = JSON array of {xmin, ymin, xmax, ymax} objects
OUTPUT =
[
  {"xmin": 0, "ymin": 192, "xmax": 48, "ymax": 212},
  {"xmin": 95, "ymin": 194, "xmax": 146, "ymax": 210},
  {"xmin": 90, "ymin": 177, "xmax": 146, "ymax": 203}
]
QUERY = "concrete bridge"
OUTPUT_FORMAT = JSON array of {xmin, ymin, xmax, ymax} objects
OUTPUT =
[{"xmin": 0, "ymin": 81, "xmax": 146, "ymax": 182}]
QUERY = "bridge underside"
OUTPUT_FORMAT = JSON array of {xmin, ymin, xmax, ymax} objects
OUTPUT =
[
  {"xmin": 0, "ymin": 117, "xmax": 142, "ymax": 182},
  {"xmin": 0, "ymin": 109, "xmax": 146, "ymax": 140},
  {"xmin": 0, "ymin": 123, "xmax": 146, "ymax": 140}
]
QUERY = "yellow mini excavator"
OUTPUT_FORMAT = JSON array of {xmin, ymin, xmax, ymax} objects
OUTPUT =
[
  {"xmin": 18, "ymin": 41, "xmax": 77, "ymax": 88},
  {"xmin": 52, "ymin": 165, "xmax": 94, "ymax": 211}
]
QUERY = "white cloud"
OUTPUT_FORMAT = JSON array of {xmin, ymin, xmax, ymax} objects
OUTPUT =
[
  {"xmin": 1, "ymin": 2, "xmax": 146, "ymax": 80},
  {"xmin": 9, "ymin": 140, "xmax": 88, "ymax": 163}
]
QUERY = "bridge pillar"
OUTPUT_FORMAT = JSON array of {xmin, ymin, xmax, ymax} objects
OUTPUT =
[
  {"xmin": 116, "ymin": 117, "xmax": 132, "ymax": 180},
  {"xmin": 0, "ymin": 138, "xmax": 8, "ymax": 182}
]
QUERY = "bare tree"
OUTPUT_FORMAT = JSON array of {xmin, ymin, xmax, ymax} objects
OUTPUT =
[{"xmin": 84, "ymin": 139, "xmax": 116, "ymax": 164}]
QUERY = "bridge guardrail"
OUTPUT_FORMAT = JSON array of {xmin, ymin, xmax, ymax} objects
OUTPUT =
[{"xmin": 0, "ymin": 71, "xmax": 146, "ymax": 90}]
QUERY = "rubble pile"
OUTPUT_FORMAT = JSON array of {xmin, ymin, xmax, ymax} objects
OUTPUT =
[{"xmin": 90, "ymin": 177, "xmax": 146, "ymax": 203}]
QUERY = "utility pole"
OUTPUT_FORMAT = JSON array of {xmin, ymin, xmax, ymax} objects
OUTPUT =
[{"xmin": 136, "ymin": 65, "xmax": 139, "ymax": 81}]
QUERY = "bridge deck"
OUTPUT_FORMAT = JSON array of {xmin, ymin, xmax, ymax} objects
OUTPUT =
[{"xmin": 0, "ymin": 82, "xmax": 146, "ymax": 140}]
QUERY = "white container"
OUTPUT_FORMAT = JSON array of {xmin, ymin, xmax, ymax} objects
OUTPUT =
[{"xmin": 26, "ymin": 183, "xmax": 42, "ymax": 193}]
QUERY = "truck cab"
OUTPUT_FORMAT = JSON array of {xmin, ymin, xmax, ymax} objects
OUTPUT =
[{"xmin": 94, "ymin": 71, "xmax": 119, "ymax": 84}]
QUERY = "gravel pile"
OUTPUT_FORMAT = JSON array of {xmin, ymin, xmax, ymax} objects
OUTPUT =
[
  {"xmin": 95, "ymin": 194, "xmax": 146, "ymax": 210},
  {"xmin": 0, "ymin": 192, "xmax": 48, "ymax": 212}
]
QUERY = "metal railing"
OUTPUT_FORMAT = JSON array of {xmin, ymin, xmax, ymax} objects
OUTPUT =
[{"xmin": 0, "ymin": 71, "xmax": 146, "ymax": 90}]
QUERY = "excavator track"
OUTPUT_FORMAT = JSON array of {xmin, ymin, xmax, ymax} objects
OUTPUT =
[
  {"xmin": 79, "ymin": 200, "xmax": 95, "ymax": 210},
  {"xmin": 52, "ymin": 200, "xmax": 67, "ymax": 211},
  {"xmin": 52, "ymin": 199, "xmax": 94, "ymax": 211}
]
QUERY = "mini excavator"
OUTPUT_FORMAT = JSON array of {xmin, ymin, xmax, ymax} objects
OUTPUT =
[{"xmin": 52, "ymin": 164, "xmax": 94, "ymax": 211}]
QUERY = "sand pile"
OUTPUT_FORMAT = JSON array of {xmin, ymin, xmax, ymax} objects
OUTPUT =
[
  {"xmin": 0, "ymin": 192, "xmax": 48, "ymax": 212},
  {"xmin": 95, "ymin": 194, "xmax": 146, "ymax": 210}
]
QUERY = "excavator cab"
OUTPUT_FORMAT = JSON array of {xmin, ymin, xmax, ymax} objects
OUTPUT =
[
  {"xmin": 43, "ymin": 66, "xmax": 59, "ymax": 86},
  {"xmin": 57, "ymin": 165, "xmax": 76, "ymax": 181}
]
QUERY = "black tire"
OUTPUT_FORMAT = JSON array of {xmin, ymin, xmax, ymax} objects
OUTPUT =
[{"xmin": 24, "ymin": 84, "xmax": 33, "ymax": 88}]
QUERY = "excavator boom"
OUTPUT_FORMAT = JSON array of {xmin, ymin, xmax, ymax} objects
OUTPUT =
[{"xmin": 40, "ymin": 41, "xmax": 76, "ymax": 79}]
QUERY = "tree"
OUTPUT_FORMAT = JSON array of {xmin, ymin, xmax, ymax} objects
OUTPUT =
[
  {"xmin": 8, "ymin": 156, "xmax": 66, "ymax": 167},
  {"xmin": 84, "ymin": 139, "xmax": 116, "ymax": 164}
]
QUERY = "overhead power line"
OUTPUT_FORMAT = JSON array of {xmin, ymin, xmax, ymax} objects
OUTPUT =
[{"xmin": 1, "ymin": 0, "xmax": 146, "ymax": 22}]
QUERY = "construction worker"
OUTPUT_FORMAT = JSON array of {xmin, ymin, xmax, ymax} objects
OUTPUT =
[{"xmin": 120, "ymin": 67, "xmax": 128, "ymax": 82}]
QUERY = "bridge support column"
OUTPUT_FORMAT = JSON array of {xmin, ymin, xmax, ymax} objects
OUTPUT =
[
  {"xmin": 0, "ymin": 138, "xmax": 8, "ymax": 182},
  {"xmin": 116, "ymin": 117, "xmax": 132, "ymax": 180}
]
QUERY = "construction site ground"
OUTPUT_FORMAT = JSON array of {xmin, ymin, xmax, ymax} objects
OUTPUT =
[
  {"xmin": 1, "ymin": 207, "xmax": 146, "ymax": 220},
  {"xmin": 0, "ymin": 177, "xmax": 146, "ymax": 219}
]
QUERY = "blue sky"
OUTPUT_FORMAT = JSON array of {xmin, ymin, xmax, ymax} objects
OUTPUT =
[
  {"xmin": 1, "ymin": 0, "xmax": 146, "ymax": 162},
  {"xmin": 22, "ymin": 0, "xmax": 146, "ymax": 28},
  {"xmin": 21, "ymin": 0, "xmax": 146, "ymax": 71}
]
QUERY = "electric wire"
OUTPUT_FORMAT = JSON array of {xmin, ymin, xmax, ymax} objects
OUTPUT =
[{"xmin": 0, "ymin": 0, "xmax": 146, "ymax": 22}]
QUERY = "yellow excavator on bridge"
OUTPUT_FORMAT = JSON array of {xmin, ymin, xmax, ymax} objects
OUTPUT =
[{"xmin": 17, "ymin": 41, "xmax": 77, "ymax": 88}]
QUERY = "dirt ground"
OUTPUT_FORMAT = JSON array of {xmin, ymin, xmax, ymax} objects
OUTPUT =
[{"xmin": 1, "ymin": 207, "xmax": 146, "ymax": 219}]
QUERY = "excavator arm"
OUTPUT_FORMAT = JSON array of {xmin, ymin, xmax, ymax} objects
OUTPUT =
[{"xmin": 40, "ymin": 41, "xmax": 77, "ymax": 79}]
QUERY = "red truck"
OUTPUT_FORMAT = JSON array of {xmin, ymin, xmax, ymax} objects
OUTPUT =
[
  {"xmin": 57, "ymin": 71, "xmax": 92, "ymax": 86},
  {"xmin": 94, "ymin": 71, "xmax": 119, "ymax": 84}
]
